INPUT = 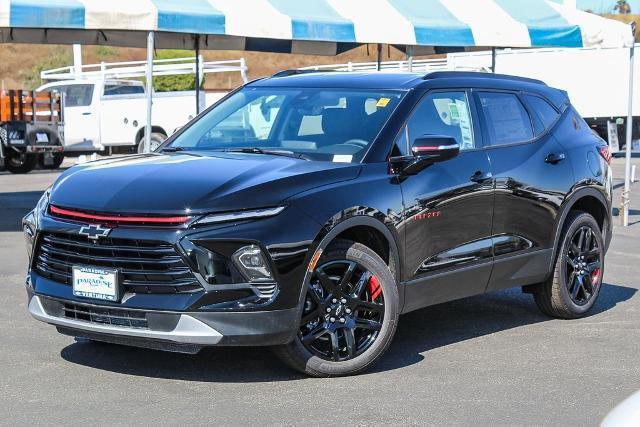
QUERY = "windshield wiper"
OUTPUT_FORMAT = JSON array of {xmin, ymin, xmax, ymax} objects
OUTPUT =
[
  {"xmin": 161, "ymin": 146, "xmax": 185, "ymax": 152},
  {"xmin": 221, "ymin": 147, "xmax": 310, "ymax": 160}
]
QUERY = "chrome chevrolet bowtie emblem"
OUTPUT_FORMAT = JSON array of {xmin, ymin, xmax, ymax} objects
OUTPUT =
[{"xmin": 79, "ymin": 224, "xmax": 111, "ymax": 240}]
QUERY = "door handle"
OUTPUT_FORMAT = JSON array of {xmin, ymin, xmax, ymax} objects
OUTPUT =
[
  {"xmin": 545, "ymin": 152, "xmax": 566, "ymax": 164},
  {"xmin": 82, "ymin": 112, "xmax": 92, "ymax": 116},
  {"xmin": 470, "ymin": 171, "xmax": 492, "ymax": 183}
]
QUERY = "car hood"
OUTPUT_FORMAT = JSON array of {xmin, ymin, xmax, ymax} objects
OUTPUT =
[{"xmin": 50, "ymin": 153, "xmax": 361, "ymax": 214}]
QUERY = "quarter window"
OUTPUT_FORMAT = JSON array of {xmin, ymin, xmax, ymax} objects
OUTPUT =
[
  {"xmin": 524, "ymin": 94, "xmax": 560, "ymax": 132},
  {"xmin": 403, "ymin": 91, "xmax": 475, "ymax": 151},
  {"xmin": 478, "ymin": 92, "xmax": 534, "ymax": 146}
]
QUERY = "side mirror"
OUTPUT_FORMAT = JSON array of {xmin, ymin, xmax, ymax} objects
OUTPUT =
[{"xmin": 391, "ymin": 135, "xmax": 460, "ymax": 175}]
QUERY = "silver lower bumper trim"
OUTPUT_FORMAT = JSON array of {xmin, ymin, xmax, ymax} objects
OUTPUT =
[{"xmin": 28, "ymin": 296, "xmax": 223, "ymax": 345}]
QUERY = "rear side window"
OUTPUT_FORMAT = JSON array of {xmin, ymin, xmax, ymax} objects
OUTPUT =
[
  {"xmin": 103, "ymin": 85, "xmax": 145, "ymax": 96},
  {"xmin": 524, "ymin": 94, "xmax": 560, "ymax": 132},
  {"xmin": 478, "ymin": 92, "xmax": 533, "ymax": 146}
]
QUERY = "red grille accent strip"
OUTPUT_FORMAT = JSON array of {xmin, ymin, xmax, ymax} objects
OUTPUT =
[{"xmin": 50, "ymin": 205, "xmax": 190, "ymax": 225}]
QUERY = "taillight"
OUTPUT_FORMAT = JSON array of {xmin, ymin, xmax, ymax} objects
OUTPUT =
[{"xmin": 597, "ymin": 145, "xmax": 612, "ymax": 165}]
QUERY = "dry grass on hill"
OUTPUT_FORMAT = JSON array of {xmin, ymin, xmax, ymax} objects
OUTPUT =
[{"xmin": 0, "ymin": 43, "xmax": 408, "ymax": 91}]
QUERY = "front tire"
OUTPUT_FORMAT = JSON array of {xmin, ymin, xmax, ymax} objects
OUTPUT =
[
  {"xmin": 274, "ymin": 240, "xmax": 399, "ymax": 377},
  {"xmin": 533, "ymin": 212, "xmax": 605, "ymax": 319}
]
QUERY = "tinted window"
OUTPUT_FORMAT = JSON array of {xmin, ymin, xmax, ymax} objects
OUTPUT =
[
  {"xmin": 525, "ymin": 95, "xmax": 560, "ymax": 131},
  {"xmin": 478, "ymin": 92, "xmax": 533, "ymax": 146},
  {"xmin": 404, "ymin": 91, "xmax": 475, "ymax": 150},
  {"xmin": 103, "ymin": 84, "xmax": 144, "ymax": 96}
]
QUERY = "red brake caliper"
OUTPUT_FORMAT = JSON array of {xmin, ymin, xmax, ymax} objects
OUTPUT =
[
  {"xmin": 591, "ymin": 268, "xmax": 602, "ymax": 286},
  {"xmin": 368, "ymin": 275, "xmax": 382, "ymax": 301}
]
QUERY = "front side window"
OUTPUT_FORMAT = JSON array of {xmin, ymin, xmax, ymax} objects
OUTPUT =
[
  {"xmin": 402, "ymin": 91, "xmax": 475, "ymax": 151},
  {"xmin": 168, "ymin": 87, "xmax": 403, "ymax": 163},
  {"xmin": 478, "ymin": 92, "xmax": 534, "ymax": 146},
  {"xmin": 45, "ymin": 84, "xmax": 94, "ymax": 107}
]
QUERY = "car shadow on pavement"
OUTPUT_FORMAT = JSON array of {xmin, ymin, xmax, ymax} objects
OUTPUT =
[{"xmin": 59, "ymin": 282, "xmax": 636, "ymax": 382}]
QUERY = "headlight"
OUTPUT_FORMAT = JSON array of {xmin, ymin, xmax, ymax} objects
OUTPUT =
[
  {"xmin": 232, "ymin": 245, "xmax": 274, "ymax": 282},
  {"xmin": 195, "ymin": 206, "xmax": 285, "ymax": 226},
  {"xmin": 22, "ymin": 188, "xmax": 50, "ymax": 259}
]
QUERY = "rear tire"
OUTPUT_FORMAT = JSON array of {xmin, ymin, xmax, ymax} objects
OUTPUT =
[
  {"xmin": 5, "ymin": 150, "xmax": 37, "ymax": 174},
  {"xmin": 38, "ymin": 153, "xmax": 64, "ymax": 169},
  {"xmin": 533, "ymin": 211, "xmax": 604, "ymax": 319},
  {"xmin": 137, "ymin": 132, "xmax": 166, "ymax": 153},
  {"xmin": 274, "ymin": 239, "xmax": 399, "ymax": 377}
]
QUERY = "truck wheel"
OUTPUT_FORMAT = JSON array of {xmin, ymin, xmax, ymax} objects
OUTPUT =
[
  {"xmin": 38, "ymin": 153, "xmax": 64, "ymax": 170},
  {"xmin": 137, "ymin": 132, "xmax": 166, "ymax": 153},
  {"xmin": 533, "ymin": 211, "xmax": 604, "ymax": 319},
  {"xmin": 5, "ymin": 150, "xmax": 37, "ymax": 174},
  {"xmin": 274, "ymin": 239, "xmax": 399, "ymax": 377}
]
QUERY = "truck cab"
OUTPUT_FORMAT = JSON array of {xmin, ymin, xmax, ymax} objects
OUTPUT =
[{"xmin": 37, "ymin": 79, "xmax": 146, "ymax": 153}]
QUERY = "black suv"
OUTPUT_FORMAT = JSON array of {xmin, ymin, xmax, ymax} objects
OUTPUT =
[{"xmin": 24, "ymin": 71, "xmax": 612, "ymax": 377}]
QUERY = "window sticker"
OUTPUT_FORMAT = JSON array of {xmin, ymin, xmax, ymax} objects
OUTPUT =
[
  {"xmin": 376, "ymin": 97, "xmax": 391, "ymax": 108},
  {"xmin": 455, "ymin": 99, "xmax": 474, "ymax": 150},
  {"xmin": 333, "ymin": 154, "xmax": 353, "ymax": 163},
  {"xmin": 448, "ymin": 102, "xmax": 460, "ymax": 122}
]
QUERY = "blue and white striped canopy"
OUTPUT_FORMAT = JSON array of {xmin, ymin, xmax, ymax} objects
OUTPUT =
[{"xmin": 0, "ymin": 0, "xmax": 634, "ymax": 53}]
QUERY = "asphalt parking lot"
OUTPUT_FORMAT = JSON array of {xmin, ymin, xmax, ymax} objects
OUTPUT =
[{"xmin": 1, "ymin": 157, "xmax": 639, "ymax": 426}]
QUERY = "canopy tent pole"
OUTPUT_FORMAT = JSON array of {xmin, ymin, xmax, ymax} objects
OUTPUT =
[
  {"xmin": 144, "ymin": 31, "xmax": 154, "ymax": 153},
  {"xmin": 622, "ymin": 28, "xmax": 636, "ymax": 226},
  {"xmin": 407, "ymin": 45, "xmax": 414, "ymax": 72},
  {"xmin": 491, "ymin": 48, "xmax": 496, "ymax": 73},
  {"xmin": 376, "ymin": 44, "xmax": 382, "ymax": 71},
  {"xmin": 72, "ymin": 44, "xmax": 82, "ymax": 78},
  {"xmin": 195, "ymin": 35, "xmax": 200, "ymax": 115}
]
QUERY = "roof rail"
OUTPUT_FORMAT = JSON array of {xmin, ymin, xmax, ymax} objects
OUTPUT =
[
  {"xmin": 271, "ymin": 69, "xmax": 335, "ymax": 78},
  {"xmin": 423, "ymin": 71, "xmax": 546, "ymax": 86}
]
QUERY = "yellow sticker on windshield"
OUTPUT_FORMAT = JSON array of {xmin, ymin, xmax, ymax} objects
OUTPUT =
[{"xmin": 376, "ymin": 97, "xmax": 391, "ymax": 108}]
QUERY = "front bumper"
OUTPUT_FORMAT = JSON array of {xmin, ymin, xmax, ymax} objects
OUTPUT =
[{"xmin": 28, "ymin": 293, "xmax": 299, "ymax": 352}]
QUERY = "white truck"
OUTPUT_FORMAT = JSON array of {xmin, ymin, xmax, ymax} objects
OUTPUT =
[
  {"xmin": 304, "ymin": 44, "xmax": 640, "ymax": 152},
  {"xmin": 37, "ymin": 57, "xmax": 248, "ymax": 154}
]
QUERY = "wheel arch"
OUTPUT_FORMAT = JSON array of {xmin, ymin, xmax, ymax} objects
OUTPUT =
[
  {"xmin": 135, "ymin": 125, "xmax": 168, "ymax": 144},
  {"xmin": 294, "ymin": 211, "xmax": 404, "ymax": 317},
  {"xmin": 550, "ymin": 187, "xmax": 611, "ymax": 270}
]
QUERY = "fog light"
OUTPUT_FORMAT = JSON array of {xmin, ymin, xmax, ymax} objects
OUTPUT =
[
  {"xmin": 181, "ymin": 239, "xmax": 234, "ymax": 284},
  {"xmin": 232, "ymin": 245, "xmax": 274, "ymax": 283}
]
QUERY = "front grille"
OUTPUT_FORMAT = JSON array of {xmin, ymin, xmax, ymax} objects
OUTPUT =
[
  {"xmin": 34, "ymin": 232, "xmax": 202, "ymax": 294},
  {"xmin": 63, "ymin": 302, "xmax": 148, "ymax": 329}
]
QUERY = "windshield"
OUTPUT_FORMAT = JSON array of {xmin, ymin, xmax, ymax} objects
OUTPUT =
[{"xmin": 166, "ymin": 87, "xmax": 403, "ymax": 163}]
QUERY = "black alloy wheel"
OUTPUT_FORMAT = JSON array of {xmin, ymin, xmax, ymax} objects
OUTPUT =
[
  {"xmin": 274, "ymin": 240, "xmax": 399, "ymax": 377},
  {"xmin": 299, "ymin": 260, "xmax": 385, "ymax": 361},
  {"xmin": 565, "ymin": 225, "xmax": 602, "ymax": 306},
  {"xmin": 533, "ymin": 212, "xmax": 605, "ymax": 319}
]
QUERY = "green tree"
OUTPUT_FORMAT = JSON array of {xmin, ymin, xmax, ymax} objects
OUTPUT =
[
  {"xmin": 151, "ymin": 49, "xmax": 204, "ymax": 92},
  {"xmin": 19, "ymin": 46, "xmax": 72, "ymax": 89}
]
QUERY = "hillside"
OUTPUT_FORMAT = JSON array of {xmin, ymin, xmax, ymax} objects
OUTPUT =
[
  {"xmin": 0, "ymin": 44, "xmax": 408, "ymax": 91},
  {"xmin": 1, "ymin": 14, "xmax": 637, "ymax": 92}
]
